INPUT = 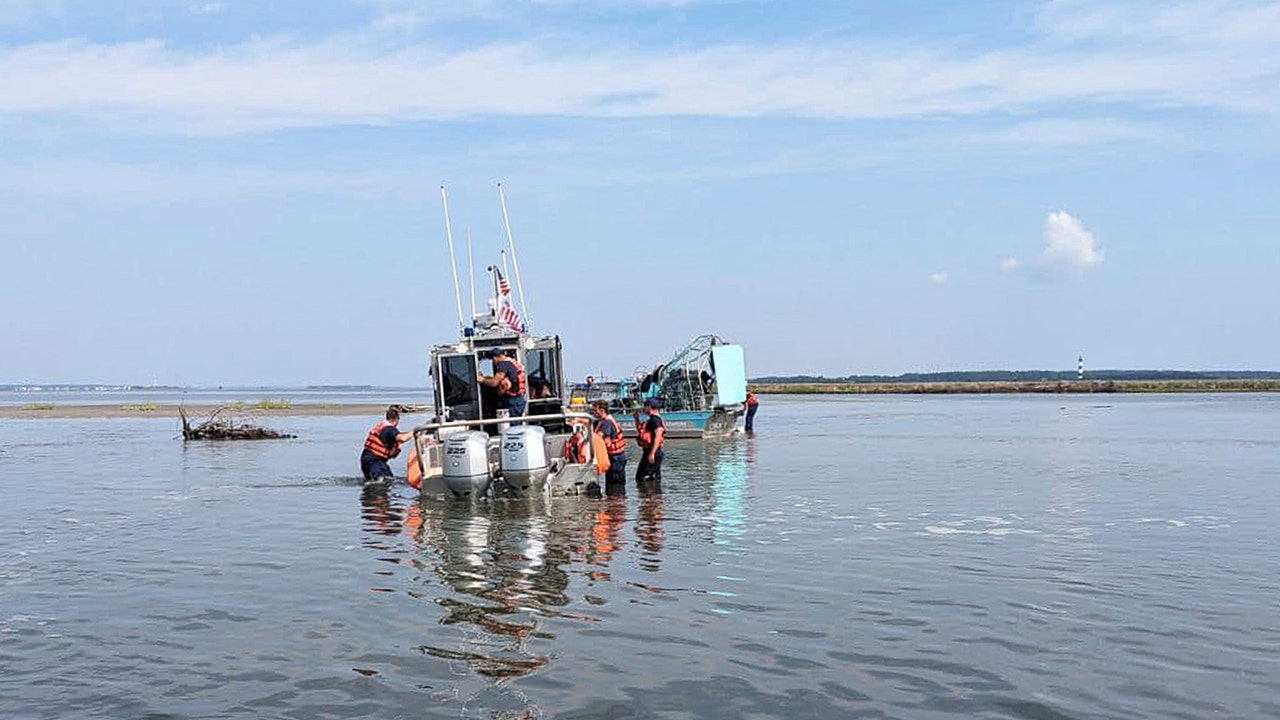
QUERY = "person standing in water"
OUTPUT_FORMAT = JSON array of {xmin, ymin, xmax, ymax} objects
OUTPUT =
[
  {"xmin": 591, "ymin": 400, "xmax": 628, "ymax": 486},
  {"xmin": 633, "ymin": 398, "xmax": 665, "ymax": 483},
  {"xmin": 360, "ymin": 406, "xmax": 415, "ymax": 483},
  {"xmin": 744, "ymin": 390, "xmax": 759, "ymax": 432}
]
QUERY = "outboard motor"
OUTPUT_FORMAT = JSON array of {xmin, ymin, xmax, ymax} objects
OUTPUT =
[
  {"xmin": 442, "ymin": 431, "xmax": 493, "ymax": 499},
  {"xmin": 498, "ymin": 425, "xmax": 550, "ymax": 496}
]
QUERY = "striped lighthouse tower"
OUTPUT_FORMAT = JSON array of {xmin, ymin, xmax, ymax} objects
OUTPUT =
[{"xmin": 1077, "ymin": 355, "xmax": 1084, "ymax": 381}]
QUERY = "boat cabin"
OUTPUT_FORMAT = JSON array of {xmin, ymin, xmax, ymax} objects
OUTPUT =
[{"xmin": 430, "ymin": 326, "xmax": 568, "ymax": 432}]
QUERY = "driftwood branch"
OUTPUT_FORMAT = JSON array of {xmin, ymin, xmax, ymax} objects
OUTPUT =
[{"xmin": 180, "ymin": 405, "xmax": 296, "ymax": 441}]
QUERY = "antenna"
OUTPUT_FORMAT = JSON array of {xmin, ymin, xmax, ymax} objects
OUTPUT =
[
  {"xmin": 466, "ymin": 227, "xmax": 476, "ymax": 320},
  {"xmin": 497, "ymin": 183, "xmax": 530, "ymax": 329},
  {"xmin": 439, "ymin": 186, "xmax": 465, "ymax": 330},
  {"xmin": 487, "ymin": 264, "xmax": 500, "ymax": 311}
]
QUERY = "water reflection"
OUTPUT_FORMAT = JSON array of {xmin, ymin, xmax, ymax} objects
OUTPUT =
[
  {"xmin": 635, "ymin": 486, "xmax": 666, "ymax": 572},
  {"xmin": 351, "ymin": 439, "xmax": 751, "ymax": 685},
  {"xmin": 407, "ymin": 498, "xmax": 576, "ymax": 679},
  {"xmin": 711, "ymin": 440, "xmax": 749, "ymax": 550},
  {"xmin": 589, "ymin": 495, "xmax": 627, "ymax": 570},
  {"xmin": 359, "ymin": 486, "xmax": 407, "ymax": 543}
]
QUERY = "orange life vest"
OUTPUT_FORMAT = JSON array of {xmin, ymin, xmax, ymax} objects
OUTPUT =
[
  {"xmin": 746, "ymin": 391, "xmax": 758, "ymax": 406},
  {"xmin": 363, "ymin": 421, "xmax": 401, "ymax": 459},
  {"xmin": 598, "ymin": 416, "xmax": 627, "ymax": 456},
  {"xmin": 636, "ymin": 417, "xmax": 655, "ymax": 449},
  {"xmin": 564, "ymin": 428, "xmax": 588, "ymax": 463},
  {"xmin": 496, "ymin": 358, "xmax": 526, "ymax": 397}
]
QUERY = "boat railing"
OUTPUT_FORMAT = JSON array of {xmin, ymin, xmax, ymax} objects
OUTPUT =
[{"xmin": 410, "ymin": 411, "xmax": 594, "ymax": 437}]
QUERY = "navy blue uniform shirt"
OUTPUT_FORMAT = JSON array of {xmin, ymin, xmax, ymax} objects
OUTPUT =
[
  {"xmin": 645, "ymin": 414, "xmax": 664, "ymax": 438},
  {"xmin": 494, "ymin": 359, "xmax": 522, "ymax": 396}
]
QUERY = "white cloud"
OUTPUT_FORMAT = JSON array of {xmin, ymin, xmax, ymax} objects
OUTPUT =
[
  {"xmin": 929, "ymin": 271, "xmax": 948, "ymax": 284},
  {"xmin": 1042, "ymin": 211, "xmax": 1104, "ymax": 269},
  {"xmin": 0, "ymin": 0, "xmax": 1276, "ymax": 134},
  {"xmin": 1038, "ymin": 0, "xmax": 1280, "ymax": 45},
  {"xmin": 190, "ymin": 2, "xmax": 226, "ymax": 15},
  {"xmin": 1005, "ymin": 210, "xmax": 1104, "ymax": 276}
]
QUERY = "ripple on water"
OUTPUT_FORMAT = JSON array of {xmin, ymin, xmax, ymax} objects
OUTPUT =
[{"xmin": 4, "ymin": 396, "xmax": 1280, "ymax": 718}]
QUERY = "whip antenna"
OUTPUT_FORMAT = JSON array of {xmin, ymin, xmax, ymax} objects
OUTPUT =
[
  {"xmin": 466, "ymin": 227, "xmax": 477, "ymax": 320},
  {"xmin": 440, "ymin": 186, "xmax": 465, "ymax": 330},
  {"xmin": 497, "ymin": 183, "xmax": 530, "ymax": 329}
]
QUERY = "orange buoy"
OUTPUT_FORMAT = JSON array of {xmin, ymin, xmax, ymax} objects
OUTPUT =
[
  {"xmin": 406, "ymin": 445, "xmax": 422, "ymax": 490},
  {"xmin": 591, "ymin": 432, "xmax": 610, "ymax": 474}
]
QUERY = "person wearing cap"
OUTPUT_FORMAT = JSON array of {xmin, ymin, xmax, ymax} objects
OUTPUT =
[
  {"xmin": 591, "ymin": 400, "xmax": 628, "ymax": 486},
  {"xmin": 360, "ymin": 406, "xmax": 415, "ymax": 483},
  {"xmin": 633, "ymin": 398, "xmax": 666, "ymax": 483},
  {"xmin": 477, "ymin": 348, "xmax": 528, "ymax": 418}
]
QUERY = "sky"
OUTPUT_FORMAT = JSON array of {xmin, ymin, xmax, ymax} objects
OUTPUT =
[{"xmin": 1, "ymin": 0, "xmax": 1278, "ymax": 386}]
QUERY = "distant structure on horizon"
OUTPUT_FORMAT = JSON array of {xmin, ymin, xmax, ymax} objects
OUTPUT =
[{"xmin": 1078, "ymin": 355, "xmax": 1085, "ymax": 381}]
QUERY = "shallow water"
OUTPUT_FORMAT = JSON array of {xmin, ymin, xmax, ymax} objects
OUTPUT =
[{"xmin": 3, "ymin": 394, "xmax": 1279, "ymax": 718}]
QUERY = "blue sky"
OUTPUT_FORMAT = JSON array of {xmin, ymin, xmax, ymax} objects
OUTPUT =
[{"xmin": 2, "ymin": 0, "xmax": 1278, "ymax": 386}]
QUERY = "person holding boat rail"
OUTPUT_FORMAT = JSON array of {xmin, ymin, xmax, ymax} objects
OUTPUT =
[
  {"xmin": 592, "ymin": 400, "xmax": 628, "ymax": 486},
  {"xmin": 360, "ymin": 406, "xmax": 415, "ymax": 483},
  {"xmin": 633, "ymin": 398, "xmax": 666, "ymax": 483},
  {"xmin": 745, "ymin": 390, "xmax": 759, "ymax": 433},
  {"xmin": 477, "ymin": 348, "xmax": 527, "ymax": 418}
]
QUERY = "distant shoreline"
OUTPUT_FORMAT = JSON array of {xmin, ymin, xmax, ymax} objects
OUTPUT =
[
  {"xmin": 752, "ymin": 379, "xmax": 1280, "ymax": 394},
  {"xmin": 0, "ymin": 403, "xmax": 416, "ymax": 420},
  {"xmin": 3, "ymin": 380, "xmax": 1277, "ymax": 419}
]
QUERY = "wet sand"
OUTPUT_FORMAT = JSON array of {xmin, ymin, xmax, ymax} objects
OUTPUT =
[{"xmin": 0, "ymin": 403, "xmax": 420, "ymax": 420}]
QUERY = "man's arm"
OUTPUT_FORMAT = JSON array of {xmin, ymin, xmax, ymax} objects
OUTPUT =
[{"xmin": 476, "ymin": 370, "xmax": 507, "ymax": 388}]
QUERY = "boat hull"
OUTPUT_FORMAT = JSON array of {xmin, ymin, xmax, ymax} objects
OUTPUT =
[{"xmin": 616, "ymin": 408, "xmax": 742, "ymax": 439}]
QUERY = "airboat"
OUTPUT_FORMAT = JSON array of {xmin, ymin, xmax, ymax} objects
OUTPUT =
[{"xmin": 570, "ymin": 334, "xmax": 748, "ymax": 439}]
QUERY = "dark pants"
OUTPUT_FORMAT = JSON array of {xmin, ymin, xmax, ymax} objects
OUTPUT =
[
  {"xmin": 745, "ymin": 404, "xmax": 758, "ymax": 432},
  {"xmin": 605, "ymin": 453, "xmax": 628, "ymax": 486},
  {"xmin": 501, "ymin": 396, "xmax": 527, "ymax": 418},
  {"xmin": 635, "ymin": 448, "xmax": 664, "ymax": 483},
  {"xmin": 360, "ymin": 453, "xmax": 394, "ymax": 481}
]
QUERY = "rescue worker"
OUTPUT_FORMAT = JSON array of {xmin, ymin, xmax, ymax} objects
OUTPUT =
[
  {"xmin": 633, "ymin": 397, "xmax": 665, "ymax": 483},
  {"xmin": 360, "ymin": 406, "xmax": 415, "ymax": 483},
  {"xmin": 745, "ymin": 389, "xmax": 759, "ymax": 432},
  {"xmin": 476, "ymin": 348, "xmax": 527, "ymax": 418},
  {"xmin": 591, "ymin": 400, "xmax": 628, "ymax": 486}
]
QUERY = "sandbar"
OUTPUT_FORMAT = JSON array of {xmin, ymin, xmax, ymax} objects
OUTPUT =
[{"xmin": 0, "ymin": 403, "xmax": 423, "ymax": 420}]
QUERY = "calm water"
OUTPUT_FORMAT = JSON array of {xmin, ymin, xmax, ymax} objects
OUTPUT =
[{"xmin": 2, "ymin": 394, "xmax": 1279, "ymax": 719}]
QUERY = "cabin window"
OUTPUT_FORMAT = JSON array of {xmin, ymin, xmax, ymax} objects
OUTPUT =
[
  {"xmin": 437, "ymin": 354, "xmax": 479, "ymax": 420},
  {"xmin": 525, "ymin": 348, "xmax": 560, "ymax": 400}
]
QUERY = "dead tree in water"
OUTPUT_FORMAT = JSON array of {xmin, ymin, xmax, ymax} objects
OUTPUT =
[{"xmin": 180, "ymin": 405, "xmax": 296, "ymax": 441}]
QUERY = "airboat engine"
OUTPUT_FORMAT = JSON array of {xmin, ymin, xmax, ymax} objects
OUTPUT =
[
  {"xmin": 498, "ymin": 425, "xmax": 550, "ymax": 496},
  {"xmin": 442, "ymin": 431, "xmax": 493, "ymax": 499}
]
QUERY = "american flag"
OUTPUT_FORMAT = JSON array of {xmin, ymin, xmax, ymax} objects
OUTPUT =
[{"xmin": 496, "ymin": 270, "xmax": 523, "ymax": 332}]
